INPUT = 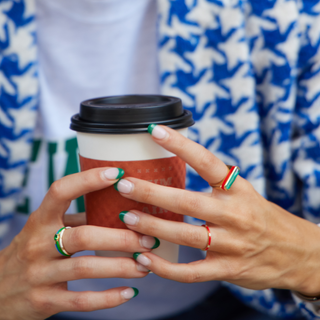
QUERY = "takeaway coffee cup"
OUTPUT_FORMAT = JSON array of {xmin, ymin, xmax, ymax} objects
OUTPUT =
[{"xmin": 70, "ymin": 95, "xmax": 194, "ymax": 263}]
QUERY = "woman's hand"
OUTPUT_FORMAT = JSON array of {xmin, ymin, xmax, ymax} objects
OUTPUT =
[
  {"xmin": 0, "ymin": 167, "xmax": 153, "ymax": 320},
  {"xmin": 115, "ymin": 125, "xmax": 320, "ymax": 297}
]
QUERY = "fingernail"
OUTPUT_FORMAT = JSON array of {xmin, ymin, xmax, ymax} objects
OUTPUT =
[
  {"xmin": 114, "ymin": 179, "xmax": 133, "ymax": 193},
  {"xmin": 148, "ymin": 124, "xmax": 168, "ymax": 140},
  {"xmin": 121, "ymin": 287, "xmax": 139, "ymax": 300},
  {"xmin": 133, "ymin": 252, "xmax": 151, "ymax": 267},
  {"xmin": 103, "ymin": 168, "xmax": 124, "ymax": 180},
  {"xmin": 136, "ymin": 263, "xmax": 150, "ymax": 272},
  {"xmin": 119, "ymin": 211, "xmax": 139, "ymax": 225},
  {"xmin": 140, "ymin": 235, "xmax": 160, "ymax": 249}
]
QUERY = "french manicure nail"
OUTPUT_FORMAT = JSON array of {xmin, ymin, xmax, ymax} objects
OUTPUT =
[
  {"xmin": 103, "ymin": 168, "xmax": 124, "ymax": 180},
  {"xmin": 136, "ymin": 263, "xmax": 150, "ymax": 272},
  {"xmin": 114, "ymin": 179, "xmax": 133, "ymax": 193},
  {"xmin": 140, "ymin": 235, "xmax": 160, "ymax": 249},
  {"xmin": 133, "ymin": 252, "xmax": 151, "ymax": 267},
  {"xmin": 148, "ymin": 124, "xmax": 168, "ymax": 140},
  {"xmin": 121, "ymin": 287, "xmax": 139, "ymax": 300},
  {"xmin": 119, "ymin": 211, "xmax": 139, "ymax": 225}
]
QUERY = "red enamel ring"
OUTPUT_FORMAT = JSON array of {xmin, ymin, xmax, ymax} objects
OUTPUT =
[{"xmin": 202, "ymin": 224, "xmax": 212, "ymax": 251}]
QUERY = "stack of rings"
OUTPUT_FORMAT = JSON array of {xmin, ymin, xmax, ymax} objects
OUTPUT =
[{"xmin": 54, "ymin": 226, "xmax": 72, "ymax": 257}]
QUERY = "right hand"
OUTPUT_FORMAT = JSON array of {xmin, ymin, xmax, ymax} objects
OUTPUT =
[{"xmin": 0, "ymin": 167, "xmax": 152, "ymax": 320}]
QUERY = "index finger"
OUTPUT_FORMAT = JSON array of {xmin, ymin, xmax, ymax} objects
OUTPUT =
[
  {"xmin": 148, "ymin": 125, "xmax": 242, "ymax": 190},
  {"xmin": 39, "ymin": 167, "xmax": 124, "ymax": 220}
]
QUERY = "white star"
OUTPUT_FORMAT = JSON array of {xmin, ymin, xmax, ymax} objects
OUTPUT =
[
  {"xmin": 161, "ymin": 74, "xmax": 194, "ymax": 107},
  {"xmin": 299, "ymin": 95, "xmax": 320, "ymax": 126},
  {"xmin": 245, "ymin": 14, "xmax": 277, "ymax": 38},
  {"xmin": 0, "ymin": 70, "xmax": 15, "ymax": 95},
  {"xmin": 300, "ymin": 71, "xmax": 320, "ymax": 101},
  {"xmin": 186, "ymin": 0, "xmax": 220, "ymax": 30},
  {"xmin": 251, "ymin": 37, "xmax": 286, "ymax": 76},
  {"xmin": 159, "ymin": 38, "xmax": 192, "ymax": 74},
  {"xmin": 218, "ymin": 29, "xmax": 249, "ymax": 70},
  {"xmin": 187, "ymin": 69, "xmax": 229, "ymax": 113},
  {"xmin": 310, "ymin": 45, "xmax": 320, "ymax": 73},
  {"xmin": 276, "ymin": 28, "xmax": 299, "ymax": 66},
  {"xmin": 263, "ymin": 0, "xmax": 298, "ymax": 34},
  {"xmin": 159, "ymin": 15, "xmax": 201, "ymax": 40},
  {"xmin": 3, "ymin": 21, "xmax": 37, "ymax": 70},
  {"xmin": 9, "ymin": 101, "xmax": 37, "ymax": 136},
  {"xmin": 306, "ymin": 187, "xmax": 320, "ymax": 212},
  {"xmin": 229, "ymin": 132, "xmax": 263, "ymax": 172},
  {"xmin": 269, "ymin": 130, "xmax": 291, "ymax": 174},
  {"xmin": 222, "ymin": 64, "xmax": 255, "ymax": 106},
  {"xmin": 0, "ymin": 105, "xmax": 13, "ymax": 128},
  {"xmin": 256, "ymin": 71, "xmax": 286, "ymax": 107},
  {"xmin": 207, "ymin": 138, "xmax": 236, "ymax": 165},
  {"xmin": 225, "ymin": 99, "xmax": 259, "ymax": 138},
  {"xmin": 192, "ymin": 104, "xmax": 233, "ymax": 145},
  {"xmin": 3, "ymin": 135, "xmax": 32, "ymax": 165},
  {"xmin": 0, "ymin": 166, "xmax": 25, "ymax": 194},
  {"xmin": 0, "ymin": 197, "xmax": 16, "ymax": 215},
  {"xmin": 185, "ymin": 36, "xmax": 225, "ymax": 75},
  {"xmin": 0, "ymin": 141, "xmax": 7, "ymax": 158},
  {"xmin": 10, "ymin": 65, "xmax": 38, "ymax": 103},
  {"xmin": 219, "ymin": 6, "xmax": 244, "ymax": 35},
  {"xmin": 308, "ymin": 14, "xmax": 320, "ymax": 47}
]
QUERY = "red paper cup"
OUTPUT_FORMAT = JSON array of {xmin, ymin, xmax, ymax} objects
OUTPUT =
[{"xmin": 70, "ymin": 95, "xmax": 194, "ymax": 262}]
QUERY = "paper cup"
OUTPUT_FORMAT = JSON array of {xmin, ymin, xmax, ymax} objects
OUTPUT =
[{"xmin": 70, "ymin": 95, "xmax": 194, "ymax": 263}]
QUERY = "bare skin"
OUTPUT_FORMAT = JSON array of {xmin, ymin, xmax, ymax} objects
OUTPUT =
[
  {"xmin": 0, "ymin": 167, "xmax": 151, "ymax": 320},
  {"xmin": 116, "ymin": 125, "xmax": 320, "ymax": 297}
]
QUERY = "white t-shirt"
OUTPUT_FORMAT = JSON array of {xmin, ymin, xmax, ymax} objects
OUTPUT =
[{"xmin": 8, "ymin": 1, "xmax": 218, "ymax": 319}]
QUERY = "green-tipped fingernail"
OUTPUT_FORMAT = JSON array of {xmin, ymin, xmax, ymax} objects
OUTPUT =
[
  {"xmin": 116, "ymin": 168, "xmax": 125, "ymax": 179},
  {"xmin": 114, "ymin": 180, "xmax": 120, "ymax": 191},
  {"xmin": 132, "ymin": 287, "xmax": 139, "ymax": 298},
  {"xmin": 152, "ymin": 237, "xmax": 160, "ymax": 249},
  {"xmin": 119, "ymin": 211, "xmax": 128, "ymax": 223},
  {"xmin": 133, "ymin": 252, "xmax": 141, "ymax": 261},
  {"xmin": 148, "ymin": 124, "xmax": 157, "ymax": 135}
]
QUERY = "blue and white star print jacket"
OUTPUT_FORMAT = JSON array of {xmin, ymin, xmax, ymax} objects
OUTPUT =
[{"xmin": 1, "ymin": 0, "xmax": 320, "ymax": 318}]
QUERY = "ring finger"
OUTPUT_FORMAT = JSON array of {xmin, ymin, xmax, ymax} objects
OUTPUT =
[
  {"xmin": 52, "ymin": 225, "xmax": 159, "ymax": 258},
  {"xmin": 121, "ymin": 210, "xmax": 240, "ymax": 254}
]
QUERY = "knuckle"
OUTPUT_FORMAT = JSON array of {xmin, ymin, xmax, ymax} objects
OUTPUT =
[
  {"xmin": 72, "ymin": 258, "xmax": 93, "ymax": 278},
  {"xmin": 70, "ymin": 227, "xmax": 87, "ymax": 250},
  {"xmin": 183, "ymin": 268, "xmax": 202, "ymax": 283},
  {"xmin": 119, "ymin": 230, "xmax": 136, "ymax": 249},
  {"xmin": 176, "ymin": 193, "xmax": 201, "ymax": 214},
  {"xmin": 72, "ymin": 293, "xmax": 91, "ymax": 312},
  {"xmin": 48, "ymin": 180, "xmax": 64, "ymax": 200},
  {"xmin": 140, "ymin": 184, "xmax": 154, "ymax": 204},
  {"xmin": 29, "ymin": 290, "xmax": 53, "ymax": 313}
]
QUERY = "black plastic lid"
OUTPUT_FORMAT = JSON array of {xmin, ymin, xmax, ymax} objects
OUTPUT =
[{"xmin": 70, "ymin": 95, "xmax": 194, "ymax": 134}]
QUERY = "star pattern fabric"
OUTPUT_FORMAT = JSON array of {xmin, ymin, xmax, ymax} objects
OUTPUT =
[{"xmin": 157, "ymin": 0, "xmax": 320, "ymax": 318}]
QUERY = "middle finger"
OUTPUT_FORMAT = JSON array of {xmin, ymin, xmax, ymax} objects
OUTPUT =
[{"xmin": 116, "ymin": 177, "xmax": 228, "ymax": 224}]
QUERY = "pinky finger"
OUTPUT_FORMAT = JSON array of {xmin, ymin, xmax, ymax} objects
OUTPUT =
[{"xmin": 56, "ymin": 287, "xmax": 139, "ymax": 312}]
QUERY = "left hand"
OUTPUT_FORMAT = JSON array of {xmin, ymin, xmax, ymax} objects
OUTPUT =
[{"xmin": 115, "ymin": 125, "xmax": 320, "ymax": 297}]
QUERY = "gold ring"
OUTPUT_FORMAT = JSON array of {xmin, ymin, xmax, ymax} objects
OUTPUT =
[
  {"xmin": 54, "ymin": 227, "xmax": 72, "ymax": 257},
  {"xmin": 210, "ymin": 165, "xmax": 240, "ymax": 191},
  {"xmin": 202, "ymin": 224, "xmax": 211, "ymax": 251}
]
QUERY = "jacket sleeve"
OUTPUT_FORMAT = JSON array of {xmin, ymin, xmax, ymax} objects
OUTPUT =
[{"xmin": 0, "ymin": 0, "xmax": 39, "ymax": 240}]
